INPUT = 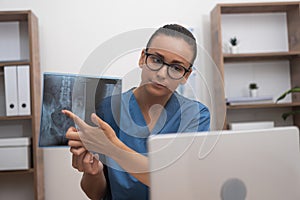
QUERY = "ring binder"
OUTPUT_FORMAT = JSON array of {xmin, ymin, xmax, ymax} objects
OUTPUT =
[
  {"xmin": 17, "ymin": 65, "xmax": 31, "ymax": 115},
  {"xmin": 4, "ymin": 66, "xmax": 19, "ymax": 116}
]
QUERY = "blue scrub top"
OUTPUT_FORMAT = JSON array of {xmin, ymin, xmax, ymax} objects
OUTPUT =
[{"xmin": 96, "ymin": 88, "xmax": 210, "ymax": 200}]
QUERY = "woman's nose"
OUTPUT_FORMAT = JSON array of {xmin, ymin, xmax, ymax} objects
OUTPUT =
[{"xmin": 156, "ymin": 64, "xmax": 168, "ymax": 79}]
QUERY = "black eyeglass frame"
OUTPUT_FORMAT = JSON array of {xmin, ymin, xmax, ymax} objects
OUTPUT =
[{"xmin": 144, "ymin": 51, "xmax": 193, "ymax": 80}]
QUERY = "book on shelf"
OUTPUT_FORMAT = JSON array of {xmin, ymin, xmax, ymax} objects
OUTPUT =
[
  {"xmin": 226, "ymin": 96, "xmax": 273, "ymax": 105},
  {"xmin": 228, "ymin": 121, "xmax": 275, "ymax": 131}
]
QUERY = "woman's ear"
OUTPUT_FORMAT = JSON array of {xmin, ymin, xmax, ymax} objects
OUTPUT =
[{"xmin": 138, "ymin": 49, "xmax": 146, "ymax": 68}]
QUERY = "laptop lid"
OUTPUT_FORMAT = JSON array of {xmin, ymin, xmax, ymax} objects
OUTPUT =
[{"xmin": 148, "ymin": 127, "xmax": 300, "ymax": 200}]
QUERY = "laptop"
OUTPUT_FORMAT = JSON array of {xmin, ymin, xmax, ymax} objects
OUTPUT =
[{"xmin": 148, "ymin": 127, "xmax": 300, "ymax": 200}]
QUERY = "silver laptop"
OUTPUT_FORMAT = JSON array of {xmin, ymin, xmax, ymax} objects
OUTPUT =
[{"xmin": 148, "ymin": 127, "xmax": 300, "ymax": 200}]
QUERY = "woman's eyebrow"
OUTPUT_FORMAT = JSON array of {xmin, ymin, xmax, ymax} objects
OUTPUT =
[
  {"xmin": 152, "ymin": 52, "xmax": 164, "ymax": 59},
  {"xmin": 154, "ymin": 52, "xmax": 185, "ymax": 65}
]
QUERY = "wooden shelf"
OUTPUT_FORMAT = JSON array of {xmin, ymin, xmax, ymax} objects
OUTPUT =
[
  {"xmin": 0, "ymin": 115, "xmax": 32, "ymax": 121},
  {"xmin": 0, "ymin": 10, "xmax": 44, "ymax": 199},
  {"xmin": 0, "ymin": 60, "xmax": 30, "ymax": 67},
  {"xmin": 0, "ymin": 10, "xmax": 31, "ymax": 22},
  {"xmin": 224, "ymin": 51, "xmax": 300, "ymax": 62},
  {"xmin": 220, "ymin": 2, "xmax": 299, "ymax": 14},
  {"xmin": 227, "ymin": 102, "xmax": 300, "ymax": 110},
  {"xmin": 211, "ymin": 2, "xmax": 300, "ymax": 129},
  {"xmin": 0, "ymin": 168, "xmax": 34, "ymax": 175}
]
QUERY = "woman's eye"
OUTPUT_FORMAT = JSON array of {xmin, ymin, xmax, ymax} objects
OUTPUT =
[
  {"xmin": 152, "ymin": 57, "xmax": 163, "ymax": 64},
  {"xmin": 171, "ymin": 65, "xmax": 184, "ymax": 72}
]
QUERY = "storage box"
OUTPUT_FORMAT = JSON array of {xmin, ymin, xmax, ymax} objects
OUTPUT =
[{"xmin": 0, "ymin": 137, "xmax": 31, "ymax": 170}]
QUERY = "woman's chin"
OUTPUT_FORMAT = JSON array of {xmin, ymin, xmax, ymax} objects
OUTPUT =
[{"xmin": 146, "ymin": 83, "xmax": 172, "ymax": 97}]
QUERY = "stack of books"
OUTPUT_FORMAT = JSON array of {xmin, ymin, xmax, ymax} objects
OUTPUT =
[{"xmin": 226, "ymin": 96, "xmax": 273, "ymax": 105}]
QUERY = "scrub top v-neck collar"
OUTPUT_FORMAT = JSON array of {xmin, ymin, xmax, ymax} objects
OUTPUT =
[{"xmin": 127, "ymin": 88, "xmax": 178, "ymax": 135}]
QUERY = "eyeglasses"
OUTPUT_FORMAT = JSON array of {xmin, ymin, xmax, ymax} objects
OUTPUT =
[{"xmin": 145, "ymin": 52, "xmax": 192, "ymax": 80}]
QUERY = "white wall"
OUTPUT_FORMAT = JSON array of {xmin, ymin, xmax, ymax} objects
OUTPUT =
[{"xmin": 0, "ymin": 0, "xmax": 298, "ymax": 199}]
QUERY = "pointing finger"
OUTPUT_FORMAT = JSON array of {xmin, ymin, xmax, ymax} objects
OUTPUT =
[
  {"xmin": 62, "ymin": 109, "xmax": 89, "ymax": 130},
  {"xmin": 62, "ymin": 110, "xmax": 75, "ymax": 119}
]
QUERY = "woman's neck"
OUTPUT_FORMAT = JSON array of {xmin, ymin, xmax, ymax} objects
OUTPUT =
[
  {"xmin": 132, "ymin": 86, "xmax": 173, "ymax": 131},
  {"xmin": 133, "ymin": 86, "xmax": 172, "ymax": 110}
]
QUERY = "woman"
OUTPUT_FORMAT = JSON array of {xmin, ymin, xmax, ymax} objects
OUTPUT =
[{"xmin": 63, "ymin": 24, "xmax": 210, "ymax": 200}]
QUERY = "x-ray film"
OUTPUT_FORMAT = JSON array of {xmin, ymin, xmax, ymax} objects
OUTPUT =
[{"xmin": 39, "ymin": 73, "xmax": 122, "ymax": 147}]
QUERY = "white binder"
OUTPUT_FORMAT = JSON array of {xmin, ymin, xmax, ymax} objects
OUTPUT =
[
  {"xmin": 4, "ymin": 66, "xmax": 19, "ymax": 116},
  {"xmin": 17, "ymin": 65, "xmax": 31, "ymax": 115}
]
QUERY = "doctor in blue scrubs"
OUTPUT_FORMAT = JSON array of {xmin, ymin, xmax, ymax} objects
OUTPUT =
[{"xmin": 63, "ymin": 24, "xmax": 210, "ymax": 200}]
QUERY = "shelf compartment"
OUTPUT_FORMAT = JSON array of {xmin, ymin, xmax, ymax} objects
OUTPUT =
[
  {"xmin": 0, "ymin": 20, "xmax": 29, "ymax": 62},
  {"xmin": 0, "ymin": 118, "xmax": 32, "ymax": 138}
]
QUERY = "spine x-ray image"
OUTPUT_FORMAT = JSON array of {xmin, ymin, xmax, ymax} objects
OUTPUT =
[{"xmin": 39, "ymin": 73, "xmax": 122, "ymax": 147}]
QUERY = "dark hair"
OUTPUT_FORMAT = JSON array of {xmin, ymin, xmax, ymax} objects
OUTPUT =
[{"xmin": 146, "ymin": 24, "xmax": 197, "ymax": 64}]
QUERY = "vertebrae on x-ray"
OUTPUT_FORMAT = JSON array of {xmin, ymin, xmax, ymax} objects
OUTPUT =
[{"xmin": 51, "ymin": 77, "xmax": 73, "ymax": 132}]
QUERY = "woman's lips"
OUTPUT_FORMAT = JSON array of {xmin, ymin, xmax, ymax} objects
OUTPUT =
[{"xmin": 151, "ymin": 81, "xmax": 166, "ymax": 89}]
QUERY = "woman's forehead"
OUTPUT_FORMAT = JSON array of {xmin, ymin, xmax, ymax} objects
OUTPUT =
[{"xmin": 148, "ymin": 35, "xmax": 194, "ymax": 63}]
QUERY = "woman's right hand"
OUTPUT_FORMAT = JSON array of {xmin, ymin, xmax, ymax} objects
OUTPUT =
[{"xmin": 67, "ymin": 126, "xmax": 103, "ymax": 175}]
